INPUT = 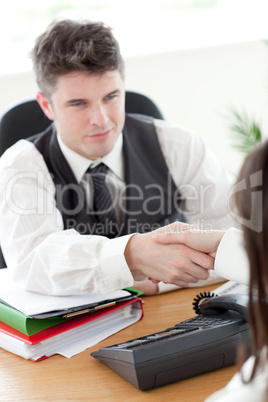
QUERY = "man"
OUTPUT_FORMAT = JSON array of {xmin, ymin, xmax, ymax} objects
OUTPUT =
[{"xmin": 0, "ymin": 19, "xmax": 235, "ymax": 296}]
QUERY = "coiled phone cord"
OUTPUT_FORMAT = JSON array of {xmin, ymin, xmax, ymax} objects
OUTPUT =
[{"xmin": 192, "ymin": 291, "xmax": 217, "ymax": 315}]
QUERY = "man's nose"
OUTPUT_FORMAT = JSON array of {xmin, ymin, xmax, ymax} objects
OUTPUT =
[{"xmin": 88, "ymin": 104, "xmax": 109, "ymax": 127}]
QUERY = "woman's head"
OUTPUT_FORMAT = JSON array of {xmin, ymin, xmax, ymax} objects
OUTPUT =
[
  {"xmin": 236, "ymin": 140, "xmax": 268, "ymax": 376},
  {"xmin": 236, "ymin": 140, "xmax": 268, "ymax": 297}
]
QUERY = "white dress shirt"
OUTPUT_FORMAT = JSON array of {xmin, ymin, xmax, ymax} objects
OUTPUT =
[{"xmin": 0, "ymin": 119, "xmax": 236, "ymax": 295}]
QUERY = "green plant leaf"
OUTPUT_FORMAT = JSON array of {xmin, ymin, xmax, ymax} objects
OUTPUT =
[{"xmin": 225, "ymin": 107, "xmax": 262, "ymax": 153}]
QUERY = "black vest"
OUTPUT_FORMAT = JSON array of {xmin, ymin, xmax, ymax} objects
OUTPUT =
[{"xmin": 29, "ymin": 114, "xmax": 185, "ymax": 236}]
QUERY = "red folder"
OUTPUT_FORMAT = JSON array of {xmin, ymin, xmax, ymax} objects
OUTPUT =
[{"xmin": 0, "ymin": 297, "xmax": 143, "ymax": 345}]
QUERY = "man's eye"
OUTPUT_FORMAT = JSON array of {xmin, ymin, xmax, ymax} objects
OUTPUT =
[
  {"xmin": 71, "ymin": 101, "xmax": 84, "ymax": 107},
  {"xmin": 105, "ymin": 94, "xmax": 117, "ymax": 101}
]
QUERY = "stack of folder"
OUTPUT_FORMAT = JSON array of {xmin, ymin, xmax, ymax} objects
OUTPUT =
[{"xmin": 0, "ymin": 269, "xmax": 143, "ymax": 361}]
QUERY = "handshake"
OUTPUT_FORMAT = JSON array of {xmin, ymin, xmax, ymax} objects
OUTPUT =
[{"xmin": 124, "ymin": 222, "xmax": 226, "ymax": 295}]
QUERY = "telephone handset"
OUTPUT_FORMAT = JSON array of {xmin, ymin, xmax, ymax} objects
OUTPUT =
[
  {"xmin": 194, "ymin": 292, "xmax": 249, "ymax": 321},
  {"xmin": 91, "ymin": 292, "xmax": 251, "ymax": 391}
]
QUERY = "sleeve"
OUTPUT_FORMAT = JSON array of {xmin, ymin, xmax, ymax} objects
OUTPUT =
[
  {"xmin": 0, "ymin": 140, "xmax": 136, "ymax": 295},
  {"xmin": 215, "ymin": 227, "xmax": 249, "ymax": 285},
  {"xmin": 154, "ymin": 119, "xmax": 238, "ymax": 231},
  {"xmin": 205, "ymin": 355, "xmax": 267, "ymax": 402}
]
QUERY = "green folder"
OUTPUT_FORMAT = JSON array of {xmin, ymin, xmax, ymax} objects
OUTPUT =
[
  {"xmin": 0, "ymin": 287, "xmax": 143, "ymax": 336},
  {"xmin": 0, "ymin": 302, "xmax": 65, "ymax": 335}
]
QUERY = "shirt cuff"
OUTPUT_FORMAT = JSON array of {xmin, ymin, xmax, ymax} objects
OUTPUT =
[
  {"xmin": 99, "ymin": 234, "xmax": 137, "ymax": 292},
  {"xmin": 157, "ymin": 271, "xmax": 225, "ymax": 293},
  {"xmin": 157, "ymin": 282, "xmax": 181, "ymax": 293},
  {"xmin": 215, "ymin": 227, "xmax": 249, "ymax": 285}
]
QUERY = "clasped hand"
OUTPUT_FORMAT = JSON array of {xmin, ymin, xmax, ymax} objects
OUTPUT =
[{"xmin": 124, "ymin": 222, "xmax": 225, "ymax": 289}]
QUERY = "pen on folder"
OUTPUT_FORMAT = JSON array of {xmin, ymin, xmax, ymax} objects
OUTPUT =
[{"xmin": 62, "ymin": 301, "xmax": 117, "ymax": 319}]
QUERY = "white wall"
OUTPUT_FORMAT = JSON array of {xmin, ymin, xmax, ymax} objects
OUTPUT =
[{"xmin": 1, "ymin": 40, "xmax": 268, "ymax": 174}]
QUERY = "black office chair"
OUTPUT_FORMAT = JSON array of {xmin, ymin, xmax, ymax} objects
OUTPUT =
[{"xmin": 0, "ymin": 90, "xmax": 164, "ymax": 267}]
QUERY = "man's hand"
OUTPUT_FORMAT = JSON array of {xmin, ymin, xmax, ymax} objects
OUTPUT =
[
  {"xmin": 153, "ymin": 229, "xmax": 225, "ymax": 258},
  {"xmin": 124, "ymin": 223, "xmax": 215, "ymax": 288},
  {"xmin": 132, "ymin": 280, "xmax": 159, "ymax": 296}
]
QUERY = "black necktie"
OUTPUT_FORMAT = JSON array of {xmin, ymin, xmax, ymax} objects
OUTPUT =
[{"xmin": 89, "ymin": 163, "xmax": 118, "ymax": 237}]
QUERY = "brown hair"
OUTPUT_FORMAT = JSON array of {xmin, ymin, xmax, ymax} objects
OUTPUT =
[
  {"xmin": 236, "ymin": 140, "xmax": 268, "ymax": 381},
  {"xmin": 30, "ymin": 19, "xmax": 125, "ymax": 97}
]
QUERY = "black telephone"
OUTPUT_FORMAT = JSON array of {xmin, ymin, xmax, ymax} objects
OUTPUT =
[{"xmin": 91, "ymin": 293, "xmax": 251, "ymax": 391}]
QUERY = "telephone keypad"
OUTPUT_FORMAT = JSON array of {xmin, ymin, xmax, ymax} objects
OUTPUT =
[{"xmin": 111, "ymin": 315, "xmax": 232, "ymax": 350}]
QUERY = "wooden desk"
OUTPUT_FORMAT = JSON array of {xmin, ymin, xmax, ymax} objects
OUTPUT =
[{"xmin": 0, "ymin": 286, "xmax": 238, "ymax": 401}]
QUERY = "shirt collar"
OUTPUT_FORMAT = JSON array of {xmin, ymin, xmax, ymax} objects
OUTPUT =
[{"xmin": 57, "ymin": 133, "xmax": 124, "ymax": 183}]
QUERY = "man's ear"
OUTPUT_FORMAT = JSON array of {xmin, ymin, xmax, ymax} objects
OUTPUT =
[{"xmin": 36, "ymin": 92, "xmax": 54, "ymax": 121}]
